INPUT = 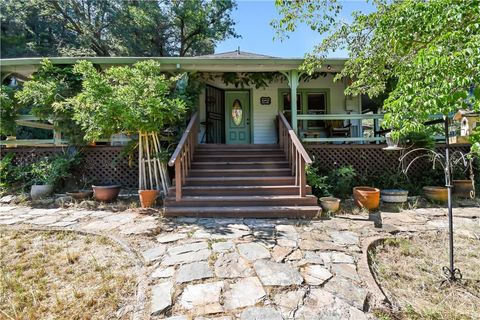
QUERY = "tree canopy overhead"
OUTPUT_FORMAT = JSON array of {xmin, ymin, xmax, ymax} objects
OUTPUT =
[
  {"xmin": 273, "ymin": 0, "xmax": 480, "ymax": 138},
  {"xmin": 1, "ymin": 0, "xmax": 239, "ymax": 58}
]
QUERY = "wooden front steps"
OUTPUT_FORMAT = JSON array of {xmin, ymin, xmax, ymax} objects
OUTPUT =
[{"xmin": 164, "ymin": 144, "xmax": 321, "ymax": 218}]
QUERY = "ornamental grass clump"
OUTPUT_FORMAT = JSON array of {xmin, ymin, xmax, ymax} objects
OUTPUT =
[{"xmin": 69, "ymin": 60, "xmax": 187, "ymax": 204}]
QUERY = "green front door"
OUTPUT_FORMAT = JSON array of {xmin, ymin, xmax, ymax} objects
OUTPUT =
[{"xmin": 225, "ymin": 91, "xmax": 251, "ymax": 144}]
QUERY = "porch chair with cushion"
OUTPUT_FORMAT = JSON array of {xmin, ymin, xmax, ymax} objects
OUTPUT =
[{"xmin": 326, "ymin": 120, "xmax": 351, "ymax": 141}]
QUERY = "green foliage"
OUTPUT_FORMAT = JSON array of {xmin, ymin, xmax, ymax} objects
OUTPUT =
[
  {"xmin": 306, "ymin": 165, "xmax": 331, "ymax": 197},
  {"xmin": 274, "ymin": 0, "xmax": 480, "ymax": 139},
  {"xmin": 1, "ymin": 0, "xmax": 238, "ymax": 58},
  {"xmin": 400, "ymin": 130, "xmax": 437, "ymax": 150},
  {"xmin": 220, "ymin": 72, "xmax": 286, "ymax": 89},
  {"xmin": 22, "ymin": 152, "xmax": 81, "ymax": 186},
  {"xmin": 0, "ymin": 153, "xmax": 19, "ymax": 188},
  {"xmin": 15, "ymin": 59, "xmax": 84, "ymax": 143},
  {"xmin": 327, "ymin": 165, "xmax": 357, "ymax": 199},
  {"xmin": 69, "ymin": 60, "xmax": 187, "ymax": 142},
  {"xmin": 0, "ymin": 85, "xmax": 19, "ymax": 136},
  {"xmin": 307, "ymin": 165, "xmax": 356, "ymax": 199}
]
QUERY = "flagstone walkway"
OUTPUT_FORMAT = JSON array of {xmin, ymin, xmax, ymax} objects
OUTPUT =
[{"xmin": 0, "ymin": 204, "xmax": 478, "ymax": 320}]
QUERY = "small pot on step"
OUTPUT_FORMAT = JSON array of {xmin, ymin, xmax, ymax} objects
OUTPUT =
[
  {"xmin": 452, "ymin": 180, "xmax": 474, "ymax": 199},
  {"xmin": 138, "ymin": 190, "xmax": 159, "ymax": 208},
  {"xmin": 353, "ymin": 186, "xmax": 380, "ymax": 210},
  {"xmin": 381, "ymin": 189, "xmax": 408, "ymax": 203},
  {"xmin": 319, "ymin": 197, "xmax": 340, "ymax": 213},
  {"xmin": 92, "ymin": 185, "xmax": 121, "ymax": 202},
  {"xmin": 423, "ymin": 186, "xmax": 448, "ymax": 203},
  {"xmin": 31, "ymin": 184, "xmax": 54, "ymax": 200}
]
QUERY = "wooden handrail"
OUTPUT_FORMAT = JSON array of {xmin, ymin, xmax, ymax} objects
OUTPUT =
[
  {"xmin": 278, "ymin": 112, "xmax": 312, "ymax": 197},
  {"xmin": 168, "ymin": 112, "xmax": 199, "ymax": 200}
]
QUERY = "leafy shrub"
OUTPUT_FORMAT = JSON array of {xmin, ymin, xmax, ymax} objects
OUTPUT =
[
  {"xmin": 328, "ymin": 165, "xmax": 357, "ymax": 199},
  {"xmin": 0, "ymin": 153, "xmax": 19, "ymax": 189},
  {"xmin": 21, "ymin": 151, "xmax": 81, "ymax": 187},
  {"xmin": 306, "ymin": 165, "xmax": 330, "ymax": 197},
  {"xmin": 0, "ymin": 85, "xmax": 19, "ymax": 136}
]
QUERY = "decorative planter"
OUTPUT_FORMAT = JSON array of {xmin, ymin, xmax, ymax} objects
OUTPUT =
[
  {"xmin": 319, "ymin": 197, "xmax": 341, "ymax": 213},
  {"xmin": 66, "ymin": 190, "xmax": 93, "ymax": 200},
  {"xmin": 31, "ymin": 184, "xmax": 54, "ymax": 200},
  {"xmin": 381, "ymin": 189, "xmax": 408, "ymax": 203},
  {"xmin": 92, "ymin": 185, "xmax": 121, "ymax": 202},
  {"xmin": 423, "ymin": 186, "xmax": 448, "ymax": 203},
  {"xmin": 452, "ymin": 180, "xmax": 474, "ymax": 199},
  {"xmin": 353, "ymin": 187, "xmax": 380, "ymax": 210},
  {"xmin": 139, "ymin": 190, "xmax": 160, "ymax": 208}
]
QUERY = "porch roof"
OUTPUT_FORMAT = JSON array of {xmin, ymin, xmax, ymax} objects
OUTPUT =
[{"xmin": 0, "ymin": 53, "xmax": 347, "ymax": 77}]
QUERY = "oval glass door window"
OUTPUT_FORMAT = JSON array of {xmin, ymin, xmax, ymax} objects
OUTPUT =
[{"xmin": 232, "ymin": 99, "xmax": 243, "ymax": 126}]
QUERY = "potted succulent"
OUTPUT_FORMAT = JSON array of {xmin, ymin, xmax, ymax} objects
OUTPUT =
[{"xmin": 69, "ymin": 60, "xmax": 187, "ymax": 207}]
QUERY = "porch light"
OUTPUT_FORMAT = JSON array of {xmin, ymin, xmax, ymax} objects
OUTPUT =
[{"xmin": 383, "ymin": 132, "xmax": 403, "ymax": 150}]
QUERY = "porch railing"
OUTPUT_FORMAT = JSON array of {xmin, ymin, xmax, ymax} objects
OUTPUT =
[
  {"xmin": 278, "ymin": 112, "xmax": 313, "ymax": 197},
  {"xmin": 168, "ymin": 112, "xmax": 199, "ymax": 201},
  {"xmin": 296, "ymin": 113, "xmax": 385, "ymax": 143}
]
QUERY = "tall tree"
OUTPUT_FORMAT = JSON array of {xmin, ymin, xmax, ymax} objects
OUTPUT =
[
  {"xmin": 273, "ymin": 0, "xmax": 480, "ymax": 138},
  {"xmin": 1, "ymin": 0, "xmax": 239, "ymax": 58}
]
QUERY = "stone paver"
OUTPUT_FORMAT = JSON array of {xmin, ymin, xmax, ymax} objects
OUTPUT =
[
  {"xmin": 176, "ymin": 261, "xmax": 213, "ymax": 283},
  {"xmin": 151, "ymin": 281, "xmax": 174, "ymax": 316},
  {"xmin": 240, "ymin": 307, "xmax": 283, "ymax": 320},
  {"xmin": 223, "ymin": 277, "xmax": 266, "ymax": 310},
  {"xmin": 179, "ymin": 281, "xmax": 224, "ymax": 315},
  {"xmin": 214, "ymin": 252, "xmax": 253, "ymax": 278},
  {"xmin": 237, "ymin": 242, "xmax": 270, "ymax": 261},
  {"xmin": 1, "ymin": 203, "xmax": 478, "ymax": 319},
  {"xmin": 254, "ymin": 260, "xmax": 303, "ymax": 286}
]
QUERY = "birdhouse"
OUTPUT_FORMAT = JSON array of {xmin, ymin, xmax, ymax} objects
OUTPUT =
[{"xmin": 450, "ymin": 110, "xmax": 480, "ymax": 144}]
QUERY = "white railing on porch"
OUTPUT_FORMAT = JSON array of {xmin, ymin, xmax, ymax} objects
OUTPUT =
[{"xmin": 296, "ymin": 113, "xmax": 385, "ymax": 143}]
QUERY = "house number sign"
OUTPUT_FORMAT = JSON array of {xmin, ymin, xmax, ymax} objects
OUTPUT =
[{"xmin": 260, "ymin": 96, "xmax": 271, "ymax": 105}]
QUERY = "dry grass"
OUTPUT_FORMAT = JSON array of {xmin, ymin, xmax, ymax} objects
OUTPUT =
[
  {"xmin": 370, "ymin": 231, "xmax": 480, "ymax": 320},
  {"xmin": 0, "ymin": 229, "xmax": 137, "ymax": 320}
]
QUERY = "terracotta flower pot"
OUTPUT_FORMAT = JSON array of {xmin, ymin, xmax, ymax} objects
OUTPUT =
[
  {"xmin": 319, "ymin": 197, "xmax": 341, "ymax": 213},
  {"xmin": 66, "ymin": 190, "xmax": 93, "ymax": 200},
  {"xmin": 452, "ymin": 180, "xmax": 474, "ymax": 199},
  {"xmin": 31, "ymin": 184, "xmax": 54, "ymax": 200},
  {"xmin": 353, "ymin": 186, "xmax": 380, "ymax": 210},
  {"xmin": 423, "ymin": 186, "xmax": 448, "ymax": 203},
  {"xmin": 381, "ymin": 189, "xmax": 408, "ymax": 203},
  {"xmin": 92, "ymin": 185, "xmax": 121, "ymax": 202},
  {"xmin": 138, "ymin": 189, "xmax": 159, "ymax": 208}
]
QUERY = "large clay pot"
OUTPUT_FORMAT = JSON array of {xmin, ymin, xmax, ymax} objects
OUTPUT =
[
  {"xmin": 319, "ymin": 197, "xmax": 341, "ymax": 213},
  {"xmin": 92, "ymin": 185, "xmax": 121, "ymax": 202},
  {"xmin": 353, "ymin": 186, "xmax": 380, "ymax": 210},
  {"xmin": 138, "ymin": 189, "xmax": 159, "ymax": 208},
  {"xmin": 423, "ymin": 186, "xmax": 448, "ymax": 203},
  {"xmin": 381, "ymin": 189, "xmax": 408, "ymax": 203},
  {"xmin": 452, "ymin": 180, "xmax": 474, "ymax": 199},
  {"xmin": 31, "ymin": 184, "xmax": 54, "ymax": 200}
]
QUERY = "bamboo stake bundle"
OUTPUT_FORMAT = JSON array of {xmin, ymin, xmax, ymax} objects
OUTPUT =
[{"xmin": 138, "ymin": 132, "xmax": 170, "ymax": 196}]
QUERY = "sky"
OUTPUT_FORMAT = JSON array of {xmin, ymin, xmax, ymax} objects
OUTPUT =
[{"xmin": 215, "ymin": 0, "xmax": 375, "ymax": 58}]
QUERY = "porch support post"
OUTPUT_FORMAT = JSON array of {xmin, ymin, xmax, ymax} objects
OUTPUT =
[{"xmin": 290, "ymin": 70, "xmax": 299, "ymax": 133}]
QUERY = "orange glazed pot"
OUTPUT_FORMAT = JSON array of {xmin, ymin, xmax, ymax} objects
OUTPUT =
[
  {"xmin": 423, "ymin": 186, "xmax": 448, "ymax": 203},
  {"xmin": 353, "ymin": 186, "xmax": 380, "ymax": 210},
  {"xmin": 139, "ymin": 190, "xmax": 159, "ymax": 208}
]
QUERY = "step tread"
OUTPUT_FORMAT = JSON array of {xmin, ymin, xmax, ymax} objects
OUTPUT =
[
  {"xmin": 190, "ymin": 168, "xmax": 291, "ymax": 172},
  {"xmin": 191, "ymin": 161, "xmax": 288, "ymax": 165},
  {"xmin": 166, "ymin": 195, "xmax": 317, "ymax": 201},
  {"xmin": 172, "ymin": 185, "xmax": 310, "ymax": 190},
  {"xmin": 185, "ymin": 176, "xmax": 294, "ymax": 181}
]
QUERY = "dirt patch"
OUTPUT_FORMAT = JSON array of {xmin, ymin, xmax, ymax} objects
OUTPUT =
[
  {"xmin": 0, "ymin": 229, "xmax": 137, "ymax": 320},
  {"xmin": 370, "ymin": 231, "xmax": 480, "ymax": 320}
]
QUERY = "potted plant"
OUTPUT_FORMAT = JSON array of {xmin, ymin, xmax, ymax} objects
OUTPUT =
[
  {"xmin": 27, "ymin": 152, "xmax": 79, "ymax": 200},
  {"xmin": 353, "ymin": 186, "xmax": 380, "ymax": 210},
  {"xmin": 69, "ymin": 60, "xmax": 187, "ymax": 207},
  {"xmin": 423, "ymin": 186, "xmax": 448, "ymax": 203},
  {"xmin": 66, "ymin": 174, "xmax": 94, "ymax": 200}
]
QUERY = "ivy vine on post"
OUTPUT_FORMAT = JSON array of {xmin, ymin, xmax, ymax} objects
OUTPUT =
[{"xmin": 69, "ymin": 60, "xmax": 187, "ymax": 203}]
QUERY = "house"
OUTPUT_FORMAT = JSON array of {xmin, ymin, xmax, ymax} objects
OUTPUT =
[{"xmin": 0, "ymin": 51, "xmax": 385, "ymax": 218}]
